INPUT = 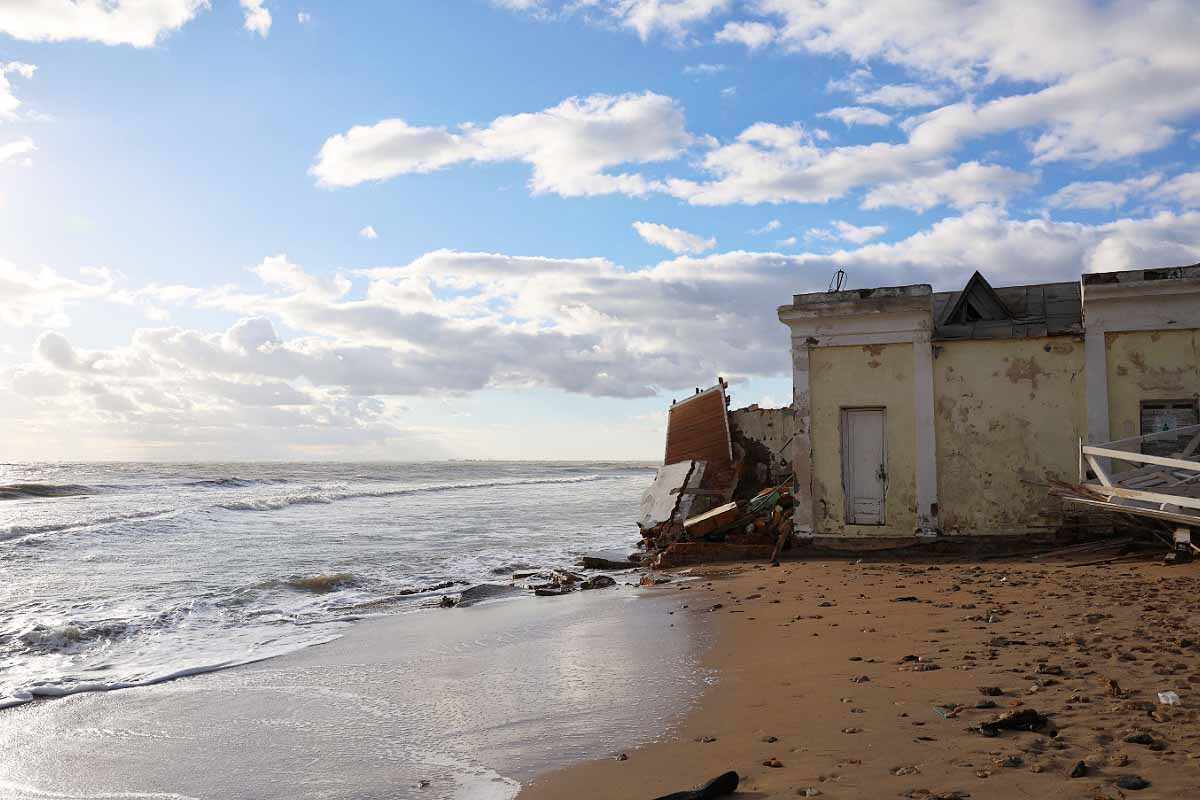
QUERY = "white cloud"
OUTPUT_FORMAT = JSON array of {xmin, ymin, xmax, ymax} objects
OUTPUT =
[
  {"xmin": 0, "ymin": 259, "xmax": 115, "ymax": 327},
  {"xmin": 632, "ymin": 220, "xmax": 715, "ymax": 254},
  {"xmin": 714, "ymin": 19, "xmax": 776, "ymax": 49},
  {"xmin": 297, "ymin": 11, "xmax": 311, "ymax": 24},
  {"xmin": 0, "ymin": 137, "xmax": 35, "ymax": 167},
  {"xmin": 720, "ymin": 85, "xmax": 737, "ymax": 98},
  {"xmin": 1161, "ymin": 172, "xmax": 1200, "ymax": 207},
  {"xmin": 5, "ymin": 210, "xmax": 1200, "ymax": 455},
  {"xmin": 359, "ymin": 225, "xmax": 379, "ymax": 240},
  {"xmin": 240, "ymin": 0, "xmax": 271, "ymax": 36},
  {"xmin": 750, "ymin": 219, "xmax": 781, "ymax": 234},
  {"xmin": 311, "ymin": 91, "xmax": 691, "ymax": 197},
  {"xmin": 499, "ymin": 0, "xmax": 728, "ymax": 40},
  {"xmin": 818, "ymin": 106, "xmax": 891, "ymax": 127},
  {"xmin": 776, "ymin": 236, "xmax": 797, "ymax": 246},
  {"xmin": 0, "ymin": 62, "xmax": 36, "ymax": 119},
  {"xmin": 1046, "ymin": 174, "xmax": 1164, "ymax": 210},
  {"xmin": 665, "ymin": 122, "xmax": 920, "ymax": 206},
  {"xmin": 862, "ymin": 161, "xmax": 1037, "ymax": 212},
  {"xmin": 759, "ymin": 0, "xmax": 1200, "ymax": 164},
  {"xmin": 0, "ymin": 0, "xmax": 209, "ymax": 47},
  {"xmin": 856, "ymin": 83, "xmax": 947, "ymax": 109},
  {"xmin": 834, "ymin": 220, "xmax": 887, "ymax": 243},
  {"xmin": 805, "ymin": 220, "xmax": 886, "ymax": 244},
  {"xmin": 682, "ymin": 62, "xmax": 727, "ymax": 77}
]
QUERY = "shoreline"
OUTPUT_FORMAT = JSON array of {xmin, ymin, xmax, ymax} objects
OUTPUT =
[
  {"xmin": 520, "ymin": 554, "xmax": 1200, "ymax": 799},
  {"xmin": 0, "ymin": 578, "xmax": 711, "ymax": 800}
]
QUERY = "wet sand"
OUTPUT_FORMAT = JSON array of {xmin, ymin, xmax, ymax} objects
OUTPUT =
[
  {"xmin": 521, "ymin": 555, "xmax": 1200, "ymax": 800},
  {"xmin": 0, "ymin": 586, "xmax": 710, "ymax": 800}
]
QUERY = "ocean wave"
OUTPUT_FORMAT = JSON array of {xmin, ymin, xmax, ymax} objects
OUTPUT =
[
  {"xmin": 215, "ymin": 473, "xmax": 615, "ymax": 513},
  {"xmin": 284, "ymin": 572, "xmax": 359, "ymax": 594},
  {"xmin": 0, "ymin": 510, "xmax": 174, "ymax": 544},
  {"xmin": 0, "ymin": 483, "xmax": 95, "ymax": 501},
  {"xmin": 181, "ymin": 477, "xmax": 290, "ymax": 489},
  {"xmin": 0, "ymin": 640, "xmax": 340, "ymax": 712}
]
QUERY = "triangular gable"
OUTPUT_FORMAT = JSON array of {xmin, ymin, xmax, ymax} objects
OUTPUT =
[{"xmin": 941, "ymin": 271, "xmax": 1012, "ymax": 324}]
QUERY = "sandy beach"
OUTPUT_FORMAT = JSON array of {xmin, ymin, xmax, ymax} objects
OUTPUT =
[{"xmin": 521, "ymin": 553, "xmax": 1200, "ymax": 800}]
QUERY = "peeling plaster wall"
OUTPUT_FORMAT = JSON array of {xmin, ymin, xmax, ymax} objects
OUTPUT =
[
  {"xmin": 933, "ymin": 338, "xmax": 1087, "ymax": 535},
  {"xmin": 729, "ymin": 405, "xmax": 796, "ymax": 483},
  {"xmin": 810, "ymin": 343, "xmax": 917, "ymax": 536},
  {"xmin": 1106, "ymin": 329, "xmax": 1200, "ymax": 441}
]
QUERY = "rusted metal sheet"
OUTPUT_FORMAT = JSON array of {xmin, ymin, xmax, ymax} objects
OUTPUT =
[{"xmin": 664, "ymin": 383, "xmax": 733, "ymax": 467}]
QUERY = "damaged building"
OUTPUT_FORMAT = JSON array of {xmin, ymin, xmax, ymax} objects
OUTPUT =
[{"xmin": 776, "ymin": 264, "xmax": 1200, "ymax": 543}]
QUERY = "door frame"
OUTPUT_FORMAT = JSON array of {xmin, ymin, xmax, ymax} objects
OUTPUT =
[{"xmin": 840, "ymin": 406, "xmax": 887, "ymax": 525}]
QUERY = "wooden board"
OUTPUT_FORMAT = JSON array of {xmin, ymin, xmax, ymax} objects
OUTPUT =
[{"xmin": 664, "ymin": 384, "xmax": 732, "ymax": 467}]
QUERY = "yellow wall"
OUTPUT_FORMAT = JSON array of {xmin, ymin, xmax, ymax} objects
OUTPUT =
[
  {"xmin": 810, "ymin": 343, "xmax": 917, "ymax": 536},
  {"xmin": 1106, "ymin": 329, "xmax": 1200, "ymax": 440},
  {"xmin": 932, "ymin": 337, "xmax": 1087, "ymax": 534}
]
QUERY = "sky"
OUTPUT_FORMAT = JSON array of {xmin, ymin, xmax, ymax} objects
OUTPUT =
[{"xmin": 1, "ymin": 1, "xmax": 1199, "ymax": 462}]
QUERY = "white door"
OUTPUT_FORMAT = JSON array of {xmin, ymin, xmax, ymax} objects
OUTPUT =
[{"xmin": 842, "ymin": 408, "xmax": 886, "ymax": 525}]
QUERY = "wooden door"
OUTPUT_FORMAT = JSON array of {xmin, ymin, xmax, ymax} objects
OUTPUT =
[{"xmin": 842, "ymin": 408, "xmax": 886, "ymax": 525}]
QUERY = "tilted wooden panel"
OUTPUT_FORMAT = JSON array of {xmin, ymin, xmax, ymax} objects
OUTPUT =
[{"xmin": 664, "ymin": 386, "xmax": 732, "ymax": 467}]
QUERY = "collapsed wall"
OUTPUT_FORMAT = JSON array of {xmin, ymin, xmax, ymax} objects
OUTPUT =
[{"xmin": 729, "ymin": 404, "xmax": 795, "ymax": 488}]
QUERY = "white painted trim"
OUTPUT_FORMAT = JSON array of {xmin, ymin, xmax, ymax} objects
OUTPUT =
[
  {"xmin": 781, "ymin": 307, "xmax": 932, "ymax": 347},
  {"xmin": 779, "ymin": 295, "xmax": 937, "ymax": 538},
  {"xmin": 1083, "ymin": 445, "xmax": 1200, "ymax": 473},
  {"xmin": 1091, "ymin": 483, "xmax": 1200, "ymax": 512},
  {"xmin": 1083, "ymin": 278, "xmax": 1200, "ymax": 334},
  {"xmin": 790, "ymin": 346, "xmax": 814, "ymax": 536},
  {"xmin": 912, "ymin": 334, "xmax": 940, "ymax": 536},
  {"xmin": 1084, "ymin": 328, "xmax": 1111, "ymax": 450}
]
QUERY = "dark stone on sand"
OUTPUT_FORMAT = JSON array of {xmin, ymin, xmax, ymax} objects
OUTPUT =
[
  {"xmin": 534, "ymin": 586, "xmax": 573, "ymax": 597},
  {"xmin": 1123, "ymin": 732, "xmax": 1153, "ymax": 745},
  {"xmin": 978, "ymin": 686, "xmax": 1004, "ymax": 696},
  {"xmin": 652, "ymin": 770, "xmax": 739, "ymax": 800},
  {"xmin": 454, "ymin": 583, "xmax": 525, "ymax": 607},
  {"xmin": 975, "ymin": 700, "xmax": 997, "ymax": 709},
  {"xmin": 1116, "ymin": 775, "xmax": 1150, "ymax": 790},
  {"xmin": 581, "ymin": 575, "xmax": 616, "ymax": 590},
  {"xmin": 579, "ymin": 555, "xmax": 638, "ymax": 570},
  {"xmin": 1069, "ymin": 760, "xmax": 1088, "ymax": 778},
  {"xmin": 975, "ymin": 708, "xmax": 1048, "ymax": 737}
]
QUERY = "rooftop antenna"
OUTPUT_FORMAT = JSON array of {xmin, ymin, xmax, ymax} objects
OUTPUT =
[{"xmin": 829, "ymin": 269, "xmax": 847, "ymax": 292}]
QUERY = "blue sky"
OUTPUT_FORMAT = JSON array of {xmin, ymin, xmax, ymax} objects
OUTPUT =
[{"xmin": 1, "ymin": 0, "xmax": 1199, "ymax": 460}]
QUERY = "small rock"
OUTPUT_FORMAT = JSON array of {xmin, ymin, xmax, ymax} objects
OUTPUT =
[
  {"xmin": 1123, "ymin": 732, "xmax": 1153, "ymax": 746},
  {"xmin": 763, "ymin": 757, "xmax": 783, "ymax": 768},
  {"xmin": 851, "ymin": 675, "xmax": 871, "ymax": 683},
  {"xmin": 1069, "ymin": 760, "xmax": 1088, "ymax": 778},
  {"xmin": 1116, "ymin": 775, "xmax": 1149, "ymax": 791},
  {"xmin": 979, "ymin": 686, "xmax": 1004, "ymax": 696},
  {"xmin": 615, "ymin": 753, "xmax": 628, "ymax": 761}
]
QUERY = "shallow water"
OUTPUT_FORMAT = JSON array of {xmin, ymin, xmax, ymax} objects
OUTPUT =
[
  {"xmin": 0, "ymin": 582, "xmax": 712, "ymax": 800},
  {"xmin": 0, "ymin": 462, "xmax": 655, "ymax": 709}
]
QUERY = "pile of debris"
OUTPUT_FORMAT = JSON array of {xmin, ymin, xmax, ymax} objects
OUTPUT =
[
  {"xmin": 637, "ymin": 378, "xmax": 797, "ymax": 569},
  {"xmin": 437, "ymin": 555, "xmax": 639, "ymax": 607},
  {"xmin": 1052, "ymin": 423, "xmax": 1200, "ymax": 564}
]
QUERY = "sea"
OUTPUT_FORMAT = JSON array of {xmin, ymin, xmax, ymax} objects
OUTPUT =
[{"xmin": 0, "ymin": 461, "xmax": 658, "ymax": 711}]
